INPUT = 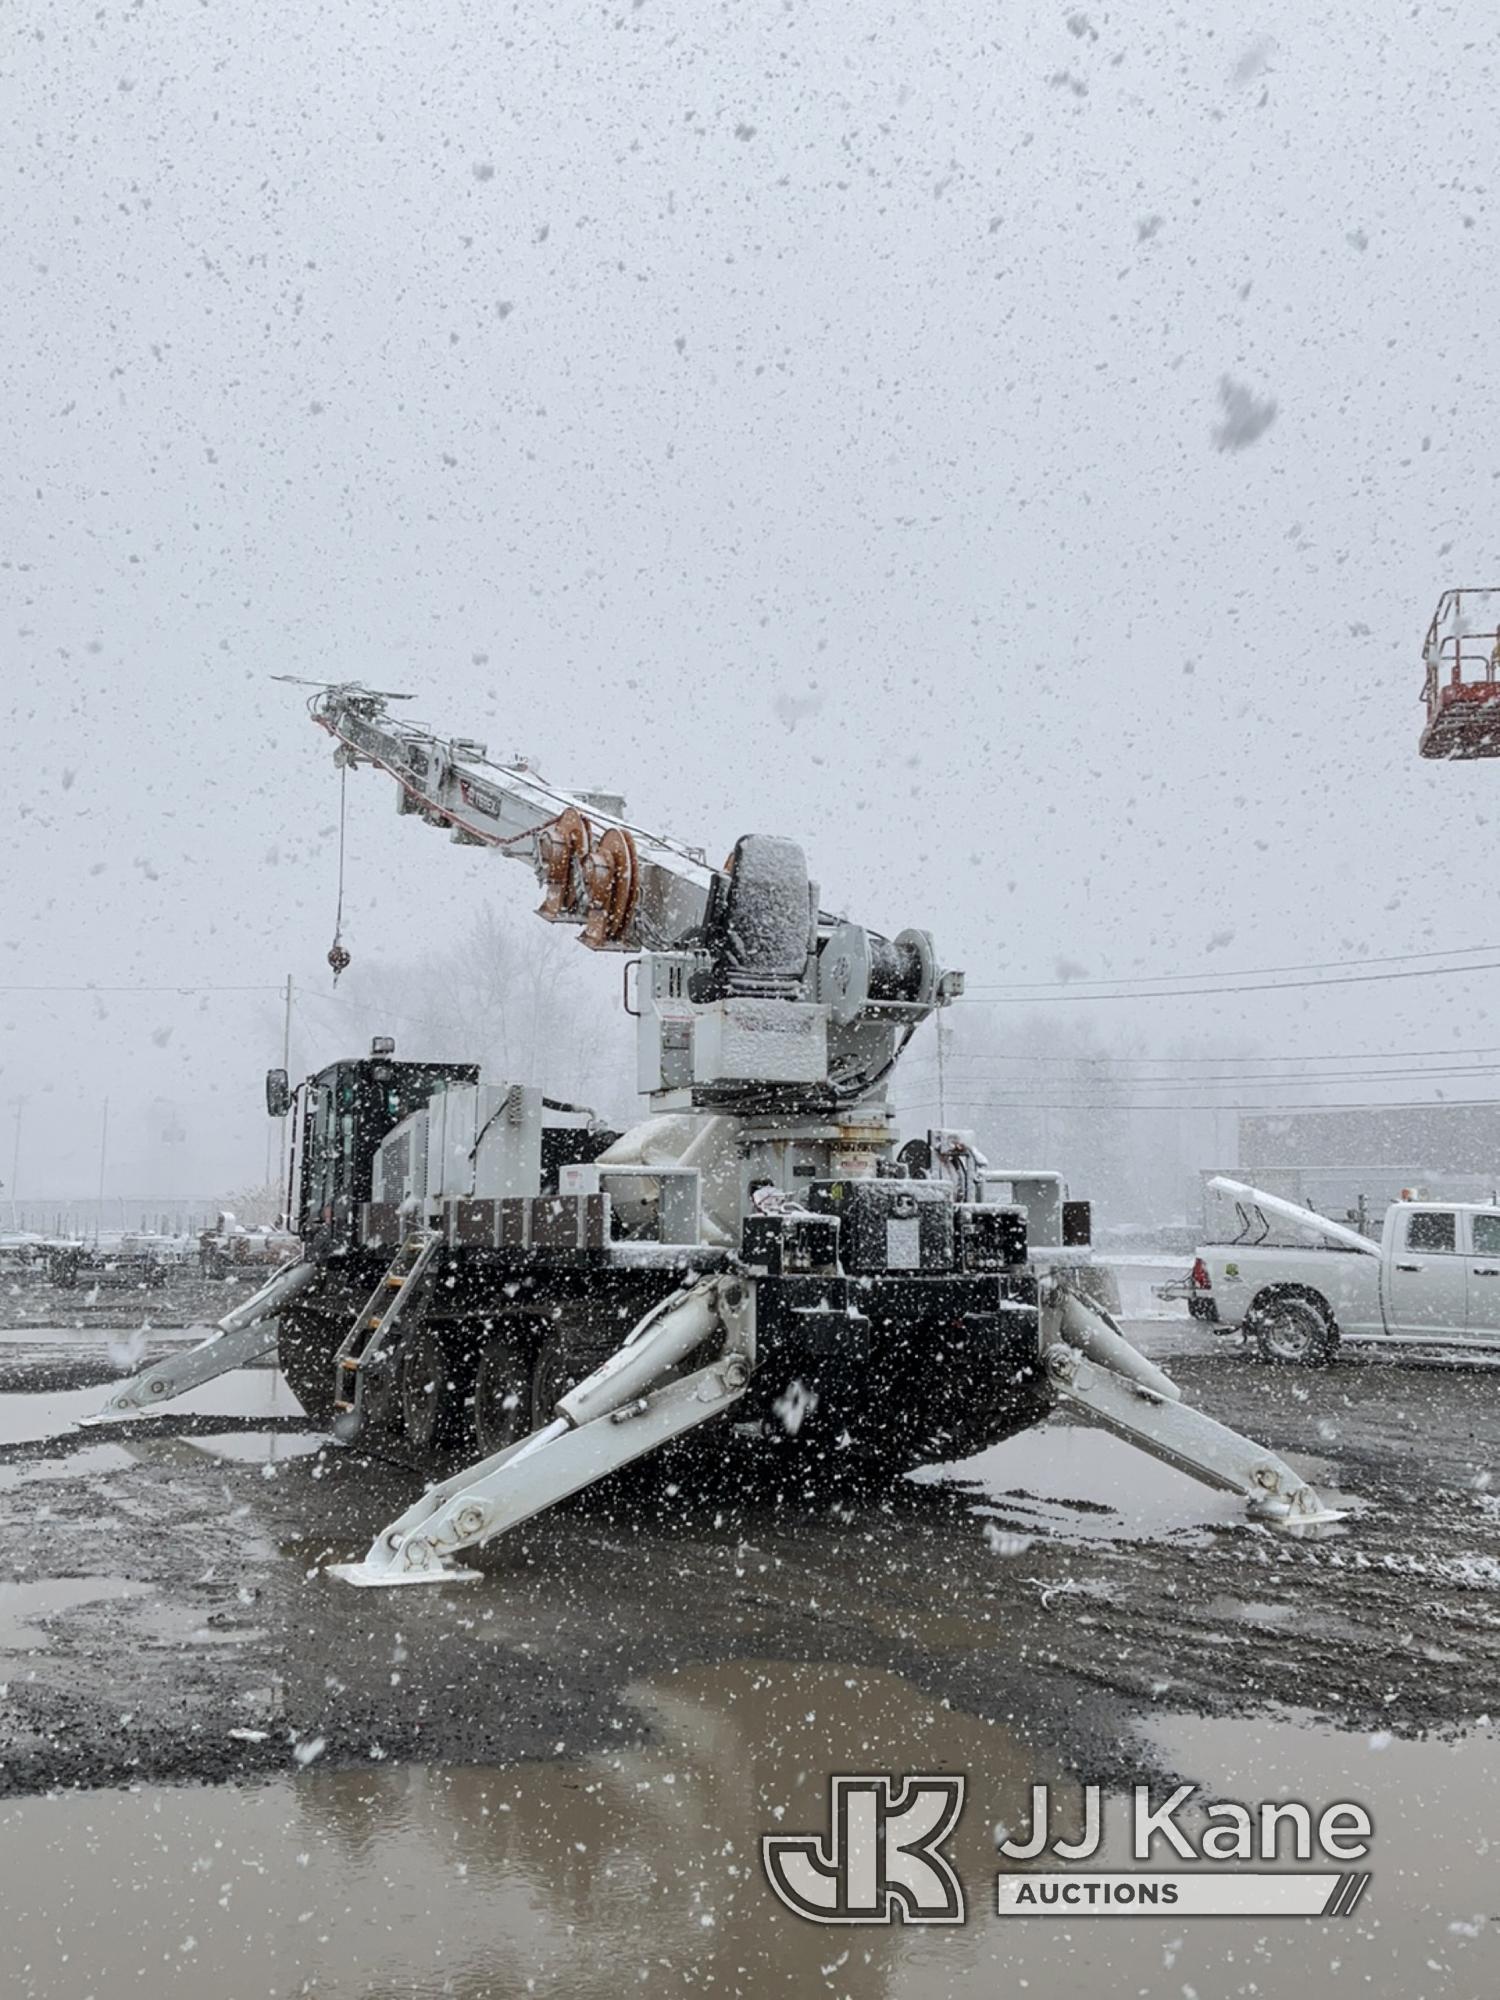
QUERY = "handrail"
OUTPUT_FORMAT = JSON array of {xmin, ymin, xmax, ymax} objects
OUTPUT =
[{"xmin": 1421, "ymin": 587, "xmax": 1500, "ymax": 718}]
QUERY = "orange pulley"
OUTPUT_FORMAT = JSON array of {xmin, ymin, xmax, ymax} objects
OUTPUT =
[
  {"xmin": 581, "ymin": 827, "xmax": 639, "ymax": 948},
  {"xmin": 536, "ymin": 807, "xmax": 592, "ymax": 920}
]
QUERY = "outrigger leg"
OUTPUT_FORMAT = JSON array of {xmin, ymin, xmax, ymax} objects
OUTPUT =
[
  {"xmin": 86, "ymin": 1259, "xmax": 317, "ymax": 1422},
  {"xmin": 1040, "ymin": 1282, "xmax": 1342, "ymax": 1529},
  {"xmin": 329, "ymin": 1272, "xmax": 756, "ymax": 1586}
]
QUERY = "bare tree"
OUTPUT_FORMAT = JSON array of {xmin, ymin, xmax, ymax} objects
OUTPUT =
[
  {"xmin": 308, "ymin": 900, "xmax": 635, "ymax": 1123},
  {"xmin": 896, "ymin": 1007, "xmax": 1260, "ymax": 1228}
]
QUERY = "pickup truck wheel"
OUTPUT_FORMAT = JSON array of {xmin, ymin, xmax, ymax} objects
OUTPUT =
[{"xmin": 1253, "ymin": 1296, "xmax": 1337, "ymax": 1367}]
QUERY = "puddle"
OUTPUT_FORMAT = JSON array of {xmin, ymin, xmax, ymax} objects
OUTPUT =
[
  {"xmin": 185, "ymin": 1431, "xmax": 325, "ymax": 1465},
  {"xmin": 0, "ymin": 1442, "xmax": 136, "ymax": 1492},
  {"xmin": 1126, "ymin": 1711, "xmax": 1500, "ymax": 2000},
  {"xmin": 0, "ymin": 1576, "xmax": 148, "ymax": 1653},
  {"xmin": 1202, "ymin": 1593, "xmax": 1299, "ymax": 1627},
  {"xmin": 916, "ymin": 1419, "xmax": 1252, "ymax": 1542},
  {"xmin": 0, "ymin": 1661, "xmax": 1493, "ymax": 1999},
  {"xmin": 139, "ymin": 1607, "xmax": 269, "ymax": 1650},
  {"xmin": 916, "ymin": 1419, "xmax": 1352, "ymax": 1547},
  {"xmin": 0, "ymin": 1364, "xmax": 304, "ymax": 1447},
  {"xmin": 0, "ymin": 1660, "xmax": 1072, "ymax": 2000}
]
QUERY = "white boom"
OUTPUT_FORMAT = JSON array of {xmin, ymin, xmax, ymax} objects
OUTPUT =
[
  {"xmin": 301, "ymin": 681, "xmax": 960, "ymax": 1121},
  {"xmin": 303, "ymin": 682, "xmax": 721, "ymax": 953}
]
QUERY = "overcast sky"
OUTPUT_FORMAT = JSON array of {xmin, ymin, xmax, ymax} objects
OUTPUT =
[{"xmin": 6, "ymin": 2, "xmax": 1499, "ymax": 1201}]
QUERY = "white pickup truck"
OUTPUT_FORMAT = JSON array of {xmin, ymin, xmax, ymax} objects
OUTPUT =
[{"xmin": 1191, "ymin": 1175, "xmax": 1500, "ymax": 1364}]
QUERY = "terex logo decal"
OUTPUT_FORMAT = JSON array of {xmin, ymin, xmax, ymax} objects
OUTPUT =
[
  {"xmin": 761, "ymin": 1774, "xmax": 965, "ymax": 1924},
  {"xmin": 458, "ymin": 778, "xmax": 501, "ymax": 817}
]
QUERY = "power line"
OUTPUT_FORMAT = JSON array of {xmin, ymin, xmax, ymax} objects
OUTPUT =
[
  {"xmin": 958, "ymin": 959, "xmax": 1500, "ymax": 1005},
  {"xmin": 0, "ymin": 982, "xmax": 284, "ymax": 995},
  {"xmin": 909, "ymin": 1043, "xmax": 1500, "ymax": 1067},
  {"xmin": 906, "ymin": 1060, "xmax": 1500, "ymax": 1089},
  {"xmin": 900, "ymin": 1094, "xmax": 1500, "ymax": 1115},
  {"xmin": 296, "ymin": 987, "xmax": 444, "ymax": 1034},
  {"xmin": 967, "ymin": 939, "xmax": 1500, "ymax": 994}
]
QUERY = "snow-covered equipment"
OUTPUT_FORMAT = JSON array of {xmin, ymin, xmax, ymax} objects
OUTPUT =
[
  {"xmin": 198, "ymin": 1212, "xmax": 302, "ymax": 1279},
  {"xmin": 98, "ymin": 683, "xmax": 1342, "ymax": 1577}
]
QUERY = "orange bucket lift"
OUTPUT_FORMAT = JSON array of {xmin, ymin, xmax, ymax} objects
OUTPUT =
[{"xmin": 1419, "ymin": 587, "xmax": 1500, "ymax": 759}]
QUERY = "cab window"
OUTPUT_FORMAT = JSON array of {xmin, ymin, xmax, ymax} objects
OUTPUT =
[
  {"xmin": 1405, "ymin": 1210, "xmax": 1456, "ymax": 1254},
  {"xmin": 1471, "ymin": 1213, "xmax": 1500, "ymax": 1256},
  {"xmin": 309, "ymin": 1085, "xmax": 335, "ymax": 1207}
]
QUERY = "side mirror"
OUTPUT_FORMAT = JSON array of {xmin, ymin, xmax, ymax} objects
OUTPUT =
[{"xmin": 265, "ymin": 1068, "xmax": 291, "ymax": 1119}]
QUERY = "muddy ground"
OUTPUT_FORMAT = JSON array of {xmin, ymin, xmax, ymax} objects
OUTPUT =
[
  {"xmin": 4, "ymin": 1312, "xmax": 1499, "ymax": 1997},
  {"xmin": 0, "ymin": 1269, "xmax": 276, "ymax": 1334},
  {"xmin": 2, "ymin": 1317, "xmax": 1497, "ymax": 1801}
]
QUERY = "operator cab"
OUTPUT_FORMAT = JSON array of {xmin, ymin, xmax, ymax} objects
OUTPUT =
[{"xmin": 269, "ymin": 1040, "xmax": 479, "ymax": 1251}]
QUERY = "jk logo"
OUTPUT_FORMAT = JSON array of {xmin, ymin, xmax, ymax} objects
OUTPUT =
[{"xmin": 761, "ymin": 1775, "xmax": 966, "ymax": 1925}]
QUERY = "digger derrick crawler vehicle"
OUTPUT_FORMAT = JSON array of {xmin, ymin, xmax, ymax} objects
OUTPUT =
[
  {"xmin": 274, "ymin": 1048, "xmax": 1051, "ymax": 1477},
  {"xmin": 98, "ymin": 683, "xmax": 1342, "ymax": 1582}
]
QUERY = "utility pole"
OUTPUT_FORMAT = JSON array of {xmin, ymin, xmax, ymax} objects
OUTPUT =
[
  {"xmin": 262, "ymin": 974, "xmax": 295, "ymax": 1216},
  {"xmin": 7, "ymin": 1097, "xmax": 22, "ymax": 1231},
  {"xmin": 95, "ymin": 1097, "xmax": 109, "ymax": 1244},
  {"xmin": 280, "ymin": 973, "xmax": 293, "ymax": 1223}
]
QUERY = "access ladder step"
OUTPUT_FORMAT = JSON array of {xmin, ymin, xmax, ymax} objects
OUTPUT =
[{"xmin": 327, "ymin": 1229, "xmax": 443, "ymax": 1429}]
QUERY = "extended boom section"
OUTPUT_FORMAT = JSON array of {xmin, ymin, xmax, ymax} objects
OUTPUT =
[
  {"xmin": 307, "ymin": 683, "xmax": 718, "ymax": 952},
  {"xmin": 305, "ymin": 683, "xmax": 960, "ymax": 1121}
]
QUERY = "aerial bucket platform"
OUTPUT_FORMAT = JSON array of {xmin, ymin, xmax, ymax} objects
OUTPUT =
[{"xmin": 1419, "ymin": 587, "xmax": 1500, "ymax": 760}]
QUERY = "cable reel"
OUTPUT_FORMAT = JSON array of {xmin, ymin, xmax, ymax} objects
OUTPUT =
[
  {"xmin": 536, "ymin": 807, "xmax": 592, "ymax": 921},
  {"xmin": 581, "ymin": 827, "xmax": 639, "ymax": 948}
]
